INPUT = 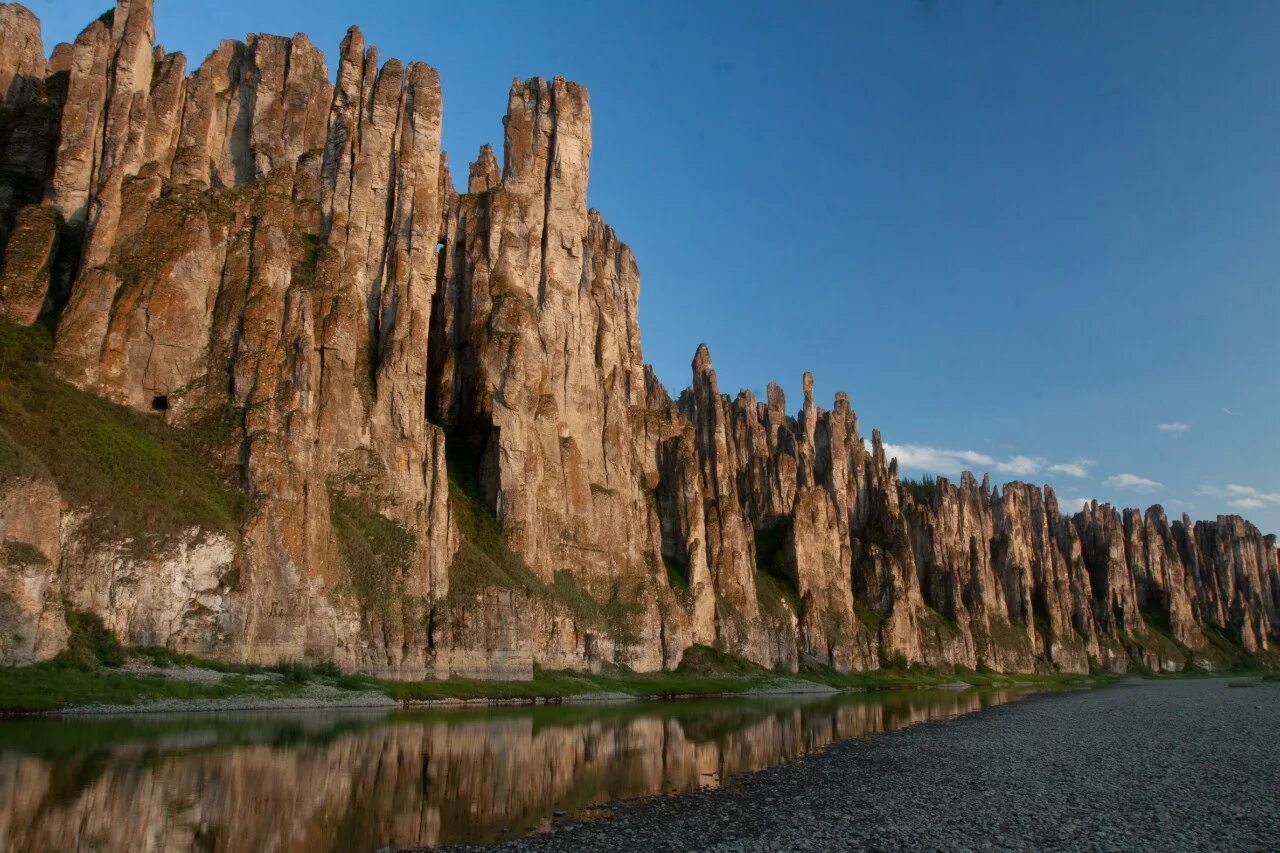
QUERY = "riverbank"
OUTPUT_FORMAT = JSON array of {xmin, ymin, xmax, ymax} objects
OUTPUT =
[
  {"xmin": 437, "ymin": 678, "xmax": 1280, "ymax": 852},
  {"xmin": 0, "ymin": 642, "xmax": 1124, "ymax": 715}
]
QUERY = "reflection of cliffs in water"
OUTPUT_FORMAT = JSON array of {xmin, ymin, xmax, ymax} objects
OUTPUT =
[{"xmin": 0, "ymin": 691, "xmax": 1015, "ymax": 851}]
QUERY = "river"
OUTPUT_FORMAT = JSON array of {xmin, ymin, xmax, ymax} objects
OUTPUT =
[{"xmin": 0, "ymin": 688, "xmax": 1022, "ymax": 851}]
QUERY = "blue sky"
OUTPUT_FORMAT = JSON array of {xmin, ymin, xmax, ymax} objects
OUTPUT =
[{"xmin": 40, "ymin": 1, "xmax": 1280, "ymax": 534}]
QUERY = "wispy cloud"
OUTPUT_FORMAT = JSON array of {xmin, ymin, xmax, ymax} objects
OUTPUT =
[
  {"xmin": 1056, "ymin": 495, "xmax": 1092, "ymax": 513},
  {"xmin": 882, "ymin": 443, "xmax": 1043, "ymax": 476},
  {"xmin": 1225, "ymin": 484, "xmax": 1280, "ymax": 502},
  {"xmin": 1222, "ymin": 407, "xmax": 1239, "ymax": 416},
  {"xmin": 1194, "ymin": 484, "xmax": 1280, "ymax": 514},
  {"xmin": 998, "ymin": 455, "xmax": 1041, "ymax": 476},
  {"xmin": 1103, "ymin": 473, "xmax": 1163, "ymax": 490},
  {"xmin": 1157, "ymin": 422, "xmax": 1190, "ymax": 432},
  {"xmin": 1048, "ymin": 459, "xmax": 1093, "ymax": 478},
  {"xmin": 883, "ymin": 443, "xmax": 1095, "ymax": 482}
]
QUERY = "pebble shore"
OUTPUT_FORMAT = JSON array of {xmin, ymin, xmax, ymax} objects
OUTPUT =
[{"xmin": 438, "ymin": 679, "xmax": 1278, "ymax": 852}]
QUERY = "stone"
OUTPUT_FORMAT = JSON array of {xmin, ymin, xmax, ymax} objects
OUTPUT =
[
  {"xmin": 0, "ymin": 5, "xmax": 58, "ymax": 268},
  {"xmin": 0, "ymin": 0, "xmax": 1275, "ymax": 679},
  {"xmin": 0, "ymin": 471, "xmax": 66, "ymax": 665},
  {"xmin": 0, "ymin": 203, "xmax": 57, "ymax": 323},
  {"xmin": 0, "ymin": 3, "xmax": 44, "ymax": 106}
]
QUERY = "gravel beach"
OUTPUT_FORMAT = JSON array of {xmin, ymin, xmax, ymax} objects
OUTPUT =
[{"xmin": 442, "ymin": 679, "xmax": 1279, "ymax": 852}]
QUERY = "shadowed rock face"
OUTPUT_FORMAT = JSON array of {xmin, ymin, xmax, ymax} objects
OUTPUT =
[{"xmin": 0, "ymin": 0, "xmax": 1277, "ymax": 676}]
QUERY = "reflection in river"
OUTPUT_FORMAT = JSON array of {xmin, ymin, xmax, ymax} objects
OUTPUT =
[{"xmin": 0, "ymin": 688, "xmax": 1021, "ymax": 851}]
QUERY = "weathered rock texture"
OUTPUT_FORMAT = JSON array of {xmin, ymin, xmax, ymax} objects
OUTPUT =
[{"xmin": 0, "ymin": 1, "xmax": 1277, "ymax": 675}]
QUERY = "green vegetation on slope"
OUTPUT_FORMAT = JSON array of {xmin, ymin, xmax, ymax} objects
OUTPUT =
[
  {"xmin": 754, "ymin": 520, "xmax": 800, "ymax": 613},
  {"xmin": 328, "ymin": 489, "xmax": 415, "ymax": 615},
  {"xmin": 0, "ymin": 663, "xmax": 285, "ymax": 713},
  {"xmin": 447, "ymin": 483, "xmax": 547, "ymax": 600},
  {"xmin": 0, "ymin": 615, "xmax": 288, "ymax": 712},
  {"xmin": 1195, "ymin": 625, "xmax": 1272, "ymax": 671},
  {"xmin": 0, "ymin": 320, "xmax": 248, "ymax": 549},
  {"xmin": 440, "ymin": 434, "xmax": 645, "ymax": 649},
  {"xmin": 852, "ymin": 598, "xmax": 889, "ymax": 632},
  {"xmin": 1126, "ymin": 612, "xmax": 1192, "ymax": 671},
  {"xmin": 58, "ymin": 611, "xmax": 125, "ymax": 669},
  {"xmin": 663, "ymin": 554, "xmax": 690, "ymax": 592},
  {"xmin": 369, "ymin": 645, "xmax": 798, "ymax": 703},
  {"xmin": 0, "ymin": 631, "xmax": 381, "ymax": 712},
  {"xmin": 444, "ymin": 433, "xmax": 547, "ymax": 600},
  {"xmin": 800, "ymin": 659, "xmax": 1112, "ymax": 692}
]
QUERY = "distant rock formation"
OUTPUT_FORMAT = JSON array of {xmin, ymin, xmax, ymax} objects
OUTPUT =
[{"xmin": 1, "ymin": 0, "xmax": 1276, "ymax": 675}]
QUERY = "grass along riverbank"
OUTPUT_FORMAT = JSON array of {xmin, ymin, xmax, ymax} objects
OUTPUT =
[
  {"xmin": 4, "ymin": 614, "xmax": 1275, "ymax": 714},
  {"xmin": 1, "ymin": 635, "xmax": 1127, "ymax": 714}
]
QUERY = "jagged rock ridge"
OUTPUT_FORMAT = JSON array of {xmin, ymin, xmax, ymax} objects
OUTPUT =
[{"xmin": 0, "ymin": 0, "xmax": 1276, "ymax": 676}]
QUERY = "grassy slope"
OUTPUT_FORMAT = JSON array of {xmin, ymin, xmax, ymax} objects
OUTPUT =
[
  {"xmin": 0, "ymin": 320, "xmax": 248, "ymax": 548},
  {"xmin": 0, "ymin": 613, "xmax": 292, "ymax": 712},
  {"xmin": 441, "ymin": 439, "xmax": 646, "ymax": 644},
  {"xmin": 0, "ymin": 665, "xmax": 290, "ymax": 712},
  {"xmin": 0, "ymin": 320, "xmax": 262, "ymax": 711}
]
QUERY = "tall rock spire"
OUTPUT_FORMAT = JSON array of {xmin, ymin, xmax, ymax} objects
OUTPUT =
[{"xmin": 0, "ymin": 1, "xmax": 1276, "ymax": 678}]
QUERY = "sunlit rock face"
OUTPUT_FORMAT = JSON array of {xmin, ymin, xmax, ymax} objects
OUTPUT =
[
  {"xmin": 0, "ymin": 0, "xmax": 1277, "ymax": 676},
  {"xmin": 0, "ymin": 473, "xmax": 65, "ymax": 665}
]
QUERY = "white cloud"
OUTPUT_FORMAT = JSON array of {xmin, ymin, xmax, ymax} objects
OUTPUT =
[
  {"xmin": 1103, "ymin": 473, "xmax": 1163, "ymax": 490},
  {"xmin": 1157, "ymin": 422, "xmax": 1190, "ymax": 432},
  {"xmin": 1198, "ymin": 484, "xmax": 1280, "ymax": 505},
  {"xmin": 1048, "ymin": 460, "xmax": 1092, "ymax": 478},
  {"xmin": 881, "ymin": 444, "xmax": 1048, "ymax": 478},
  {"xmin": 880, "ymin": 444, "xmax": 991, "ymax": 476},
  {"xmin": 1195, "ymin": 485, "xmax": 1280, "ymax": 517},
  {"xmin": 1203, "ymin": 484, "xmax": 1280, "ymax": 506},
  {"xmin": 883, "ymin": 444, "xmax": 1099, "ymax": 483},
  {"xmin": 999, "ymin": 455, "xmax": 1041, "ymax": 476},
  {"xmin": 1225, "ymin": 484, "xmax": 1280, "ymax": 501},
  {"xmin": 1057, "ymin": 496, "xmax": 1091, "ymax": 513}
]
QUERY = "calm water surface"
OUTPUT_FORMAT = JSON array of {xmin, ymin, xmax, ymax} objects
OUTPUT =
[{"xmin": 0, "ymin": 688, "xmax": 1022, "ymax": 851}]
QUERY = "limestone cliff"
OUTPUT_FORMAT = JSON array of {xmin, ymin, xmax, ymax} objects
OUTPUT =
[{"xmin": 0, "ymin": 0, "xmax": 1277, "ymax": 676}]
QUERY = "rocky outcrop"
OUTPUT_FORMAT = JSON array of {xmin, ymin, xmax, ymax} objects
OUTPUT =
[
  {"xmin": 0, "ymin": 203, "xmax": 57, "ymax": 322},
  {"xmin": 0, "ymin": 4, "xmax": 44, "ymax": 107},
  {"xmin": 1185, "ymin": 515, "xmax": 1279, "ymax": 653},
  {"xmin": 682, "ymin": 346, "xmax": 763, "ymax": 651},
  {"xmin": 433, "ymin": 79, "xmax": 648, "ymax": 590},
  {"xmin": 0, "ymin": 3, "xmax": 61, "ymax": 294},
  {"xmin": 0, "ymin": 470, "xmax": 66, "ymax": 665},
  {"xmin": 0, "ymin": 0, "xmax": 1277, "ymax": 678}
]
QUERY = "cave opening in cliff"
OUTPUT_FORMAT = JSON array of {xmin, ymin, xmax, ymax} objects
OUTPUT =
[{"xmin": 151, "ymin": 395, "xmax": 169, "ymax": 412}]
